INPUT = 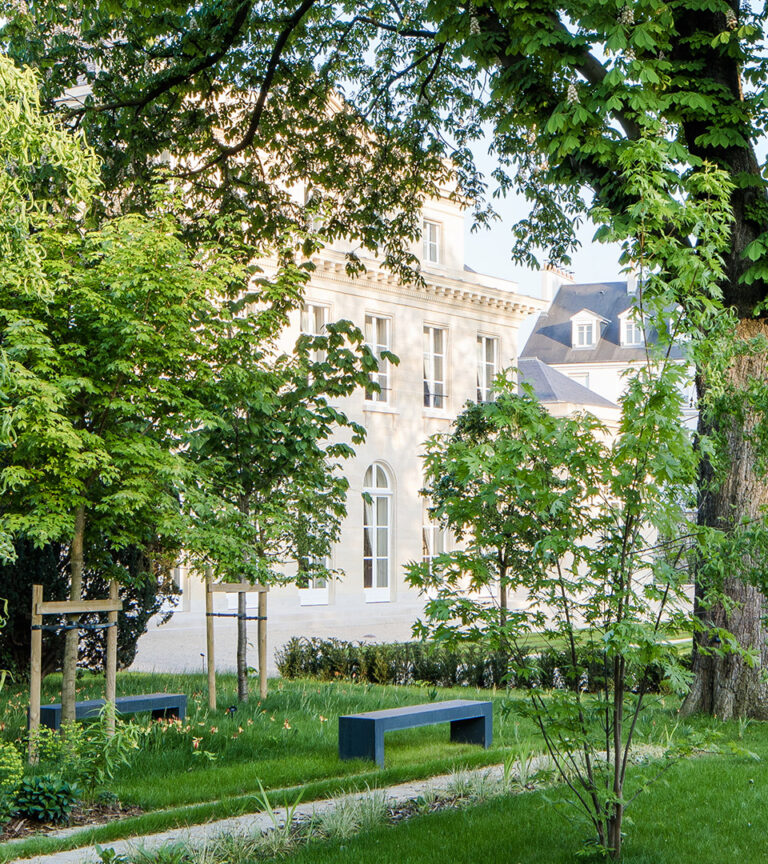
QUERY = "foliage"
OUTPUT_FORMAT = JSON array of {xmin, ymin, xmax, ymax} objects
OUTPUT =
[
  {"xmin": 29, "ymin": 711, "xmax": 139, "ymax": 798},
  {"xmin": 14, "ymin": 775, "xmax": 80, "ymax": 824},
  {"xmin": 0, "ymin": 741, "xmax": 23, "ymax": 823},
  {"xmin": 275, "ymin": 636, "xmax": 687, "ymax": 693},
  {"xmin": 185, "ymin": 315, "xmax": 379, "ymax": 589},
  {"xmin": 0, "ymin": 540, "xmax": 178, "ymax": 679},
  {"xmin": 7, "ymin": 0, "xmax": 768, "ymax": 724},
  {"xmin": 406, "ymin": 138, "xmax": 747, "ymax": 857},
  {"xmin": 0, "ymin": 52, "xmax": 98, "ymax": 563}
]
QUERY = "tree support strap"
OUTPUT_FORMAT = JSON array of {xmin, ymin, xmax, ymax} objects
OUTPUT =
[
  {"xmin": 31, "ymin": 621, "xmax": 117, "ymax": 632},
  {"xmin": 205, "ymin": 612, "xmax": 266, "ymax": 621}
]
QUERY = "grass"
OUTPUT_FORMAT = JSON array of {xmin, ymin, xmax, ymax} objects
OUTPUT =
[
  {"xmin": 0, "ymin": 669, "xmax": 713, "ymax": 862},
  {"xmin": 0, "ymin": 671, "xmax": 542, "ymax": 810},
  {"xmin": 0, "ymin": 670, "xmax": 547, "ymax": 858},
  {"xmin": 197, "ymin": 717, "xmax": 765, "ymax": 864}
]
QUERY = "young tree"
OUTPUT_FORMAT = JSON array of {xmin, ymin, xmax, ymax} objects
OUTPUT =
[
  {"xmin": 0, "ymin": 209, "xmax": 242, "ymax": 722},
  {"xmin": 0, "ymin": 52, "xmax": 98, "ymax": 563},
  {"xmin": 186, "ymin": 292, "xmax": 380, "ymax": 701},
  {"xmin": 408, "ymin": 139, "xmax": 757, "ymax": 858}
]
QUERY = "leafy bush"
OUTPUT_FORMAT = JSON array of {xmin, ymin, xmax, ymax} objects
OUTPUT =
[
  {"xmin": 0, "ymin": 740, "xmax": 24, "ymax": 823},
  {"xmin": 14, "ymin": 775, "xmax": 80, "ymax": 823},
  {"xmin": 275, "ymin": 637, "xmax": 510, "ymax": 688},
  {"xmin": 275, "ymin": 637, "xmax": 689, "ymax": 692},
  {"xmin": 29, "ymin": 709, "xmax": 139, "ymax": 798}
]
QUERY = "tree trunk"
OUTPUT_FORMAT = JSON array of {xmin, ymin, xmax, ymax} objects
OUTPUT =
[
  {"xmin": 237, "ymin": 590, "xmax": 248, "ymax": 703},
  {"xmin": 682, "ymin": 319, "xmax": 768, "ymax": 719},
  {"xmin": 607, "ymin": 807, "xmax": 623, "ymax": 860},
  {"xmin": 61, "ymin": 505, "xmax": 85, "ymax": 725}
]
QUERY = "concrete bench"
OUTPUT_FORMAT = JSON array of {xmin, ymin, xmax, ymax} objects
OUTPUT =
[
  {"xmin": 36, "ymin": 693, "xmax": 187, "ymax": 730},
  {"xmin": 338, "ymin": 699, "xmax": 492, "ymax": 768}
]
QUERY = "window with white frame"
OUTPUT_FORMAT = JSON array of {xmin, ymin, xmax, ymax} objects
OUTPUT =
[
  {"xmin": 301, "ymin": 303, "xmax": 329, "ymax": 362},
  {"xmin": 622, "ymin": 315, "xmax": 645, "ymax": 346},
  {"xmin": 574, "ymin": 321, "xmax": 595, "ymax": 348},
  {"xmin": 476, "ymin": 335, "xmax": 499, "ymax": 402},
  {"xmin": 423, "ymin": 220, "xmax": 441, "ymax": 264},
  {"xmin": 422, "ymin": 507, "xmax": 447, "ymax": 576},
  {"xmin": 364, "ymin": 314, "xmax": 391, "ymax": 403},
  {"xmin": 363, "ymin": 463, "xmax": 392, "ymax": 598},
  {"xmin": 423, "ymin": 325, "xmax": 447, "ymax": 409},
  {"xmin": 298, "ymin": 554, "xmax": 328, "ymax": 590},
  {"xmin": 298, "ymin": 554, "xmax": 330, "ymax": 605},
  {"xmin": 570, "ymin": 372, "xmax": 590, "ymax": 389}
]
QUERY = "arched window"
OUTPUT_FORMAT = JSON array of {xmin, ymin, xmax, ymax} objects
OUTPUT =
[{"xmin": 363, "ymin": 463, "xmax": 392, "ymax": 599}]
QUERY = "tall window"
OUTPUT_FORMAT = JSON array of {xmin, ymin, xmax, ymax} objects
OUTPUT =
[
  {"xmin": 363, "ymin": 463, "xmax": 392, "ymax": 595},
  {"xmin": 476, "ymin": 335, "xmax": 499, "ymax": 402},
  {"xmin": 423, "ymin": 325, "xmax": 447, "ymax": 409},
  {"xmin": 364, "ymin": 315, "xmax": 391, "ymax": 403},
  {"xmin": 423, "ymin": 220, "xmax": 440, "ymax": 264},
  {"xmin": 575, "ymin": 321, "xmax": 595, "ymax": 348},
  {"xmin": 422, "ymin": 507, "xmax": 447, "ymax": 576},
  {"xmin": 570, "ymin": 372, "xmax": 590, "ymax": 389},
  {"xmin": 301, "ymin": 303, "xmax": 329, "ymax": 362}
]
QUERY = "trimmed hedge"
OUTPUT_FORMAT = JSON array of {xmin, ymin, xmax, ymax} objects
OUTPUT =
[{"xmin": 275, "ymin": 637, "xmax": 690, "ymax": 693}]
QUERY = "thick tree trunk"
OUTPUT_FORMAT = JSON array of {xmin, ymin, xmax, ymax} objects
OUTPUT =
[
  {"xmin": 237, "ymin": 590, "xmax": 248, "ymax": 703},
  {"xmin": 682, "ymin": 319, "xmax": 768, "ymax": 719},
  {"xmin": 61, "ymin": 505, "xmax": 85, "ymax": 725}
]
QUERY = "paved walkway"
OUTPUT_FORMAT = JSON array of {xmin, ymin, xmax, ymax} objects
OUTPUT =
[{"xmin": 15, "ymin": 760, "xmax": 541, "ymax": 864}]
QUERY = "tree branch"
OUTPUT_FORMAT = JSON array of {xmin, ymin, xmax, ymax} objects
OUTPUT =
[
  {"xmin": 202, "ymin": 0, "xmax": 319, "ymax": 170},
  {"xmin": 91, "ymin": 1, "xmax": 254, "ymax": 115}
]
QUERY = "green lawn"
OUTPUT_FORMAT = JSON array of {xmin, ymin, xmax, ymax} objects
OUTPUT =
[
  {"xmin": 1, "ymin": 671, "xmax": 542, "ymax": 811},
  {"xmin": 1, "ymin": 670, "xmax": 732, "ymax": 863},
  {"xmin": 252, "ymin": 718, "xmax": 767, "ymax": 864}
]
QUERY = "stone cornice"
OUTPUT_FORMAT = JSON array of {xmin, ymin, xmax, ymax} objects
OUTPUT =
[{"xmin": 309, "ymin": 252, "xmax": 544, "ymax": 320}]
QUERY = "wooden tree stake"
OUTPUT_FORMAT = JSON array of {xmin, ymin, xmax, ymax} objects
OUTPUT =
[
  {"xmin": 28, "ymin": 584, "xmax": 43, "ymax": 763},
  {"xmin": 206, "ymin": 569, "xmax": 217, "ymax": 710},
  {"xmin": 258, "ymin": 589, "xmax": 267, "ymax": 700},
  {"xmin": 105, "ymin": 580, "xmax": 119, "ymax": 735}
]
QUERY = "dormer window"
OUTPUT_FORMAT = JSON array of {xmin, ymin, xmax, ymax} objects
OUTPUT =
[
  {"xmin": 570, "ymin": 309, "xmax": 607, "ymax": 349},
  {"xmin": 575, "ymin": 321, "xmax": 595, "ymax": 348},
  {"xmin": 619, "ymin": 308, "xmax": 645, "ymax": 346}
]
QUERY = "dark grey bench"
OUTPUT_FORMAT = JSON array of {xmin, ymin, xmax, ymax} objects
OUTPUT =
[
  {"xmin": 339, "ymin": 699, "xmax": 492, "ymax": 768},
  {"xmin": 36, "ymin": 693, "xmax": 187, "ymax": 730}
]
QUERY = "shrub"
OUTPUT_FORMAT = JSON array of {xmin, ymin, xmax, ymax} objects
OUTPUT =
[
  {"xmin": 14, "ymin": 775, "xmax": 80, "ymax": 823},
  {"xmin": 0, "ymin": 740, "xmax": 24, "ymax": 823},
  {"xmin": 275, "ymin": 636, "xmax": 689, "ymax": 692},
  {"xmin": 29, "ymin": 709, "xmax": 139, "ymax": 798}
]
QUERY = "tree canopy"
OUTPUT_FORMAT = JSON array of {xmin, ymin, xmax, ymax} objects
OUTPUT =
[{"xmin": 4, "ymin": 2, "xmax": 768, "ymax": 716}]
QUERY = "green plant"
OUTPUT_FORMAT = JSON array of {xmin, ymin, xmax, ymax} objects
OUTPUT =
[
  {"xmin": 30, "ymin": 709, "xmax": 139, "ymax": 798},
  {"xmin": 406, "ymin": 141, "xmax": 743, "ymax": 858},
  {"xmin": 252, "ymin": 778, "xmax": 303, "ymax": 853},
  {"xmin": 0, "ymin": 740, "xmax": 23, "ymax": 823},
  {"xmin": 14, "ymin": 775, "xmax": 80, "ymax": 823}
]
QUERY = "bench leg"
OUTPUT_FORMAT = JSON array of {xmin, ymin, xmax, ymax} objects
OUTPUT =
[
  {"xmin": 339, "ymin": 718, "xmax": 384, "ymax": 767},
  {"xmin": 450, "ymin": 714, "xmax": 492, "ymax": 748}
]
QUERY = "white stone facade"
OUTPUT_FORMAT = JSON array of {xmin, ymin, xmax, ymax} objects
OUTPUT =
[{"xmin": 130, "ymin": 198, "xmax": 543, "ymax": 673}]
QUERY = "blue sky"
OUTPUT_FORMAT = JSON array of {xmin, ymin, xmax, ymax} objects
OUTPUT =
[
  {"xmin": 461, "ymin": 144, "xmax": 625, "ymax": 299},
  {"xmin": 463, "ymin": 185, "xmax": 625, "ymax": 299}
]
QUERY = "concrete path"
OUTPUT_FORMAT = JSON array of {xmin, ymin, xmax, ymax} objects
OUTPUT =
[{"xmin": 14, "ymin": 760, "xmax": 537, "ymax": 864}]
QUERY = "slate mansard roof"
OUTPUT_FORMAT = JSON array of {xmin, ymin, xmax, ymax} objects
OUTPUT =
[
  {"xmin": 517, "ymin": 358, "xmax": 617, "ymax": 409},
  {"xmin": 520, "ymin": 281, "xmax": 683, "ymax": 364}
]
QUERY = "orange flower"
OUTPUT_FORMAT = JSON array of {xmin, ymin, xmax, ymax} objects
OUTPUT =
[
  {"xmin": 192, "ymin": 737, "xmax": 202, "ymax": 750},
  {"xmin": 283, "ymin": 719, "xmax": 291, "ymax": 730}
]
